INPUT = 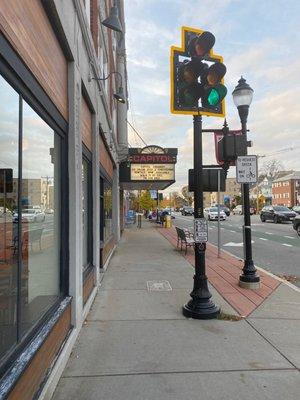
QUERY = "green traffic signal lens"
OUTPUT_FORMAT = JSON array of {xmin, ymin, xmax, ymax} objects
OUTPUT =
[
  {"xmin": 208, "ymin": 89, "xmax": 219, "ymax": 105},
  {"xmin": 207, "ymin": 84, "xmax": 227, "ymax": 106}
]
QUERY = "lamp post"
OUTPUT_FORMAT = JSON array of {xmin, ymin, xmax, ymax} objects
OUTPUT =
[{"xmin": 232, "ymin": 77, "xmax": 260, "ymax": 289}]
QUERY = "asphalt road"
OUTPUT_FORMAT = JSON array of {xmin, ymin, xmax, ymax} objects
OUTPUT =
[{"xmin": 172, "ymin": 212, "xmax": 300, "ymax": 287}]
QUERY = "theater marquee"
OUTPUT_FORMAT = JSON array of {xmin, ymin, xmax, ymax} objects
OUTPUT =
[
  {"xmin": 131, "ymin": 164, "xmax": 175, "ymax": 181},
  {"xmin": 119, "ymin": 145, "xmax": 178, "ymax": 190}
]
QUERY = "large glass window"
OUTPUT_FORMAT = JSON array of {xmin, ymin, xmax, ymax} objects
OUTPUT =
[
  {"xmin": 0, "ymin": 76, "xmax": 19, "ymax": 359},
  {"xmin": 20, "ymin": 102, "xmax": 61, "ymax": 336},
  {"xmin": 82, "ymin": 157, "xmax": 92, "ymax": 272},
  {"xmin": 0, "ymin": 73, "xmax": 63, "ymax": 361},
  {"xmin": 103, "ymin": 179, "xmax": 112, "ymax": 241},
  {"xmin": 100, "ymin": 176, "xmax": 112, "ymax": 243}
]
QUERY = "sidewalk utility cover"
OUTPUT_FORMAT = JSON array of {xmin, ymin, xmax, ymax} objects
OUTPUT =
[{"xmin": 147, "ymin": 280, "xmax": 172, "ymax": 291}]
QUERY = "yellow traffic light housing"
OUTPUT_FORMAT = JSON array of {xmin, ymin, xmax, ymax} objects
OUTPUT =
[{"xmin": 170, "ymin": 26, "xmax": 226, "ymax": 117}]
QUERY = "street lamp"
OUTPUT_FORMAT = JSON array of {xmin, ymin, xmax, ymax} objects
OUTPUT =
[{"xmin": 232, "ymin": 77, "xmax": 260, "ymax": 289}]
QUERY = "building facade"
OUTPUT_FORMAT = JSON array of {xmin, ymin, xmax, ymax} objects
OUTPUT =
[
  {"xmin": 210, "ymin": 177, "xmax": 241, "ymax": 206},
  {"xmin": 0, "ymin": 1, "xmax": 128, "ymax": 399},
  {"xmin": 272, "ymin": 172, "xmax": 300, "ymax": 207}
]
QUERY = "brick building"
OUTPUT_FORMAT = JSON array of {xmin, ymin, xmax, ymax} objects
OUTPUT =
[
  {"xmin": 0, "ymin": 1, "xmax": 128, "ymax": 398},
  {"xmin": 272, "ymin": 172, "xmax": 300, "ymax": 207}
]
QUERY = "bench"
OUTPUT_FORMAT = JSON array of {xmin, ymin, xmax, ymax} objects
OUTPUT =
[{"xmin": 175, "ymin": 227, "xmax": 195, "ymax": 254}]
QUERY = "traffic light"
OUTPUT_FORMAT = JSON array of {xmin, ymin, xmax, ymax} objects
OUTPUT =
[{"xmin": 171, "ymin": 27, "xmax": 227, "ymax": 117}]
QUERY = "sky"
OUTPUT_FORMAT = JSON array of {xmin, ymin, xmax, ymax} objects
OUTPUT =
[{"xmin": 124, "ymin": 0, "xmax": 300, "ymax": 193}]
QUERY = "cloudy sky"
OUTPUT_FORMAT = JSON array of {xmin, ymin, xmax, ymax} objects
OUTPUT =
[{"xmin": 124, "ymin": 0, "xmax": 300, "ymax": 193}]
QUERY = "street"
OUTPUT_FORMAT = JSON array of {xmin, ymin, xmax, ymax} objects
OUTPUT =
[{"xmin": 173, "ymin": 212, "xmax": 300, "ymax": 286}]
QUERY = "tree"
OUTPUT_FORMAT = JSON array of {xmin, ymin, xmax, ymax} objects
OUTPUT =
[
  {"xmin": 261, "ymin": 159, "xmax": 284, "ymax": 181},
  {"xmin": 181, "ymin": 186, "xmax": 193, "ymax": 206},
  {"xmin": 139, "ymin": 190, "xmax": 156, "ymax": 211},
  {"xmin": 170, "ymin": 191, "xmax": 185, "ymax": 210}
]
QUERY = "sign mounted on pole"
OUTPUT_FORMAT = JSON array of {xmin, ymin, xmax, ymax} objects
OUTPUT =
[
  {"xmin": 194, "ymin": 218, "xmax": 208, "ymax": 243},
  {"xmin": 236, "ymin": 155, "xmax": 258, "ymax": 183},
  {"xmin": 170, "ymin": 26, "xmax": 226, "ymax": 117}
]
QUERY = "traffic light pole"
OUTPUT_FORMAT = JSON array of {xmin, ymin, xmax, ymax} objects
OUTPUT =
[
  {"xmin": 238, "ymin": 107, "xmax": 260, "ymax": 288},
  {"xmin": 182, "ymin": 115, "xmax": 220, "ymax": 319}
]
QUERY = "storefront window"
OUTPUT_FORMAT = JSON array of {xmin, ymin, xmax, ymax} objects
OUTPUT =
[
  {"xmin": 0, "ymin": 76, "xmax": 19, "ymax": 359},
  {"xmin": 20, "ymin": 102, "xmax": 61, "ymax": 335},
  {"xmin": 103, "ymin": 180, "xmax": 112, "ymax": 241},
  {"xmin": 100, "ymin": 177, "xmax": 112, "ymax": 242},
  {"xmin": 82, "ymin": 157, "xmax": 92, "ymax": 271},
  {"xmin": 0, "ymin": 73, "xmax": 63, "ymax": 360}
]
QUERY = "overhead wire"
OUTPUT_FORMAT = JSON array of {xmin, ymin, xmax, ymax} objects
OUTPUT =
[{"xmin": 126, "ymin": 119, "xmax": 148, "ymax": 147}]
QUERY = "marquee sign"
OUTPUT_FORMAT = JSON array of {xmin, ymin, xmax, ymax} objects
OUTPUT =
[
  {"xmin": 129, "ymin": 154, "xmax": 176, "ymax": 163},
  {"xmin": 119, "ymin": 145, "xmax": 178, "ymax": 190},
  {"xmin": 131, "ymin": 164, "xmax": 175, "ymax": 181}
]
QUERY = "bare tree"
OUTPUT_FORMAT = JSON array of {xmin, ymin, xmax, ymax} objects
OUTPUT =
[
  {"xmin": 261, "ymin": 159, "xmax": 285, "ymax": 181},
  {"xmin": 181, "ymin": 186, "xmax": 193, "ymax": 205}
]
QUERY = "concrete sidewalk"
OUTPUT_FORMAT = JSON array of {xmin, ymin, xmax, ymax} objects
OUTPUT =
[{"xmin": 53, "ymin": 222, "xmax": 300, "ymax": 400}]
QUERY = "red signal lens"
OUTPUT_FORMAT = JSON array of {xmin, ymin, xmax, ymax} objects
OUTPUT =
[{"xmin": 188, "ymin": 31, "xmax": 215, "ymax": 57}]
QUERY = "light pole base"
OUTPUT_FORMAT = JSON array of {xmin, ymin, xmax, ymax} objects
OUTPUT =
[
  {"xmin": 183, "ymin": 299, "xmax": 220, "ymax": 320},
  {"xmin": 239, "ymin": 279, "xmax": 260, "ymax": 290}
]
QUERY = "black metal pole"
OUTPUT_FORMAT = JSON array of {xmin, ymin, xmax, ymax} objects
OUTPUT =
[
  {"xmin": 238, "ymin": 106, "xmax": 260, "ymax": 287},
  {"xmin": 182, "ymin": 115, "xmax": 220, "ymax": 319}
]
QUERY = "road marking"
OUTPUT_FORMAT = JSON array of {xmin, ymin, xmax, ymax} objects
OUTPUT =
[
  {"xmin": 229, "ymin": 230, "xmax": 236, "ymax": 233},
  {"xmin": 259, "ymin": 238, "xmax": 268, "ymax": 241},
  {"xmin": 265, "ymin": 232, "xmax": 274, "ymax": 235},
  {"xmin": 284, "ymin": 235, "xmax": 295, "ymax": 239},
  {"xmin": 223, "ymin": 240, "xmax": 254, "ymax": 247},
  {"xmin": 223, "ymin": 242, "xmax": 243, "ymax": 247},
  {"xmin": 282, "ymin": 243, "xmax": 293, "ymax": 247}
]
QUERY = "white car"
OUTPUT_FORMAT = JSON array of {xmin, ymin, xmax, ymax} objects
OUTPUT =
[
  {"xmin": 21, "ymin": 208, "xmax": 45, "ymax": 222},
  {"xmin": 204, "ymin": 207, "xmax": 226, "ymax": 221}
]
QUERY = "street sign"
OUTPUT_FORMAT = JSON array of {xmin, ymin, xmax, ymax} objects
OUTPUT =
[
  {"xmin": 194, "ymin": 218, "xmax": 208, "ymax": 243},
  {"xmin": 150, "ymin": 190, "xmax": 157, "ymax": 199},
  {"xmin": 236, "ymin": 155, "xmax": 258, "ymax": 183}
]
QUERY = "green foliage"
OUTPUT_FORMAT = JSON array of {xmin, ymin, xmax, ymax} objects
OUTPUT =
[{"xmin": 139, "ymin": 191, "xmax": 156, "ymax": 211}]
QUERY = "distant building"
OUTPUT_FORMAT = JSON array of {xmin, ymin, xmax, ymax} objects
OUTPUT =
[
  {"xmin": 250, "ymin": 177, "xmax": 273, "ymax": 206},
  {"xmin": 211, "ymin": 177, "xmax": 241, "ymax": 205},
  {"xmin": 272, "ymin": 172, "xmax": 300, "ymax": 207}
]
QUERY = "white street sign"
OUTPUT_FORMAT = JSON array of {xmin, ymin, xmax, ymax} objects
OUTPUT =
[
  {"xmin": 194, "ymin": 218, "xmax": 208, "ymax": 243},
  {"xmin": 236, "ymin": 155, "xmax": 258, "ymax": 183}
]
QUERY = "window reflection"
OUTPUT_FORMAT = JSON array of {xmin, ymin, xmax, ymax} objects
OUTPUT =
[
  {"xmin": 82, "ymin": 159, "xmax": 89, "ymax": 269},
  {"xmin": 104, "ymin": 181, "xmax": 112, "ymax": 241},
  {"xmin": 0, "ymin": 76, "xmax": 19, "ymax": 358},
  {"xmin": 21, "ymin": 102, "xmax": 61, "ymax": 335}
]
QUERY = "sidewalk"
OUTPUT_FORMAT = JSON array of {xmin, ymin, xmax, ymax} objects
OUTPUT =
[{"xmin": 53, "ymin": 222, "xmax": 300, "ymax": 400}]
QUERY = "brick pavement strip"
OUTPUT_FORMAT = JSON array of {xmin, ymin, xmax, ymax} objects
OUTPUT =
[{"xmin": 157, "ymin": 226, "xmax": 280, "ymax": 317}]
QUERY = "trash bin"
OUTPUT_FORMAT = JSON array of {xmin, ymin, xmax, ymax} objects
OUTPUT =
[{"xmin": 165, "ymin": 215, "xmax": 172, "ymax": 228}]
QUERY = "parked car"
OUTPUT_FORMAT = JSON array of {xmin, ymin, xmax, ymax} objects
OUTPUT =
[
  {"xmin": 45, "ymin": 208, "xmax": 54, "ymax": 214},
  {"xmin": 292, "ymin": 206, "xmax": 300, "ymax": 215},
  {"xmin": 181, "ymin": 206, "xmax": 194, "ymax": 216},
  {"xmin": 260, "ymin": 205, "xmax": 297, "ymax": 223},
  {"xmin": 213, "ymin": 204, "xmax": 230, "ymax": 216},
  {"xmin": 232, "ymin": 205, "xmax": 254, "ymax": 215},
  {"xmin": 293, "ymin": 215, "xmax": 300, "ymax": 236},
  {"xmin": 204, "ymin": 207, "xmax": 226, "ymax": 221},
  {"xmin": 22, "ymin": 208, "xmax": 45, "ymax": 222}
]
